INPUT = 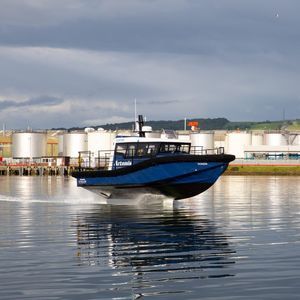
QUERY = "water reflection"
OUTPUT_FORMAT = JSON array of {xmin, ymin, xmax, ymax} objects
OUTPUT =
[
  {"xmin": 1, "ymin": 176, "xmax": 300, "ymax": 299},
  {"xmin": 208, "ymin": 176, "xmax": 300, "ymax": 229},
  {"xmin": 74, "ymin": 206, "xmax": 236, "ymax": 297},
  {"xmin": 0, "ymin": 176, "xmax": 102, "ymax": 204}
]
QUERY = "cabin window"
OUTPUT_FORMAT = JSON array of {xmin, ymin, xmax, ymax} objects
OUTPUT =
[
  {"xmin": 137, "ymin": 144, "xmax": 148, "ymax": 157},
  {"xmin": 159, "ymin": 143, "xmax": 177, "ymax": 153},
  {"xmin": 159, "ymin": 143, "xmax": 190, "ymax": 154},
  {"xmin": 159, "ymin": 143, "xmax": 167, "ymax": 153},
  {"xmin": 126, "ymin": 144, "xmax": 137, "ymax": 158},
  {"xmin": 169, "ymin": 144, "xmax": 177, "ymax": 152},
  {"xmin": 147, "ymin": 144, "xmax": 158, "ymax": 155},
  {"xmin": 136, "ymin": 143, "xmax": 159, "ymax": 157},
  {"xmin": 178, "ymin": 144, "xmax": 190, "ymax": 153},
  {"xmin": 116, "ymin": 144, "xmax": 127, "ymax": 157},
  {"xmin": 116, "ymin": 142, "xmax": 160, "ymax": 158}
]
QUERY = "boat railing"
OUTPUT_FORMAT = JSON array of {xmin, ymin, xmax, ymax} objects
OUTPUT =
[
  {"xmin": 190, "ymin": 146, "xmax": 224, "ymax": 155},
  {"xmin": 97, "ymin": 150, "xmax": 115, "ymax": 170},
  {"xmin": 78, "ymin": 151, "xmax": 92, "ymax": 170},
  {"xmin": 78, "ymin": 150, "xmax": 114, "ymax": 170}
]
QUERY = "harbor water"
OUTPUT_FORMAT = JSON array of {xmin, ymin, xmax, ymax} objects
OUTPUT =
[{"xmin": 0, "ymin": 175, "xmax": 300, "ymax": 299}]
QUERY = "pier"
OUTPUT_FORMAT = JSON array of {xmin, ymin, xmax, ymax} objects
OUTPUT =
[{"xmin": 0, "ymin": 164, "xmax": 72, "ymax": 176}]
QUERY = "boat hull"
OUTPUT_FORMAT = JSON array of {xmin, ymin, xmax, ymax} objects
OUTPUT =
[
  {"xmin": 72, "ymin": 154, "xmax": 235, "ymax": 200},
  {"xmin": 81, "ymin": 182, "xmax": 213, "ymax": 200}
]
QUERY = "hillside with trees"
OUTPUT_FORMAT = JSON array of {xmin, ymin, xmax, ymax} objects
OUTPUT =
[{"xmin": 53, "ymin": 119, "xmax": 300, "ymax": 131}]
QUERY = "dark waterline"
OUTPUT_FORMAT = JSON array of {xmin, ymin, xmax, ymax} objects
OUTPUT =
[{"xmin": 0, "ymin": 176, "xmax": 300, "ymax": 299}]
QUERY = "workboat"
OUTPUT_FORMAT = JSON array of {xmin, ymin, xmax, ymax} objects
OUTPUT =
[{"xmin": 72, "ymin": 117, "xmax": 235, "ymax": 200}]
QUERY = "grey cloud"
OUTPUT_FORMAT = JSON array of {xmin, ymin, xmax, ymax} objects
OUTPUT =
[
  {"xmin": 145, "ymin": 100, "xmax": 182, "ymax": 105},
  {"xmin": 0, "ymin": 96, "xmax": 63, "ymax": 110},
  {"xmin": 1, "ymin": 0, "xmax": 300, "ymax": 128},
  {"xmin": 1, "ymin": 0, "xmax": 300, "ymax": 56}
]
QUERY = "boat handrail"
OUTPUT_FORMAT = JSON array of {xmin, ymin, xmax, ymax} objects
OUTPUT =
[
  {"xmin": 190, "ymin": 146, "xmax": 224, "ymax": 155},
  {"xmin": 78, "ymin": 150, "xmax": 114, "ymax": 170}
]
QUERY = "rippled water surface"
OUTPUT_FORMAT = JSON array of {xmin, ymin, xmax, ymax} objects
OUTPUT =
[{"xmin": 0, "ymin": 175, "xmax": 300, "ymax": 299}]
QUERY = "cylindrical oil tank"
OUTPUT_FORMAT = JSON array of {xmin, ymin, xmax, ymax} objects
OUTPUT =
[
  {"xmin": 264, "ymin": 133, "xmax": 288, "ymax": 146},
  {"xmin": 87, "ymin": 131, "xmax": 116, "ymax": 155},
  {"xmin": 88, "ymin": 131, "xmax": 116, "ymax": 168},
  {"xmin": 63, "ymin": 132, "xmax": 87, "ymax": 158},
  {"xmin": 117, "ymin": 130, "xmax": 135, "ymax": 137},
  {"xmin": 177, "ymin": 133, "xmax": 191, "ymax": 142},
  {"xmin": 84, "ymin": 127, "xmax": 95, "ymax": 133},
  {"xmin": 190, "ymin": 132, "xmax": 214, "ymax": 154},
  {"xmin": 225, "ymin": 132, "xmax": 252, "ymax": 158},
  {"xmin": 214, "ymin": 140, "xmax": 225, "ymax": 149},
  {"xmin": 145, "ymin": 131, "xmax": 161, "ymax": 138},
  {"xmin": 12, "ymin": 132, "xmax": 47, "ymax": 158},
  {"xmin": 251, "ymin": 133, "xmax": 264, "ymax": 146},
  {"xmin": 290, "ymin": 134, "xmax": 300, "ymax": 145},
  {"xmin": 58, "ymin": 134, "xmax": 64, "ymax": 156}
]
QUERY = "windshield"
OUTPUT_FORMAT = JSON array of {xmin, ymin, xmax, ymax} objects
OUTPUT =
[{"xmin": 115, "ymin": 142, "xmax": 190, "ymax": 158}]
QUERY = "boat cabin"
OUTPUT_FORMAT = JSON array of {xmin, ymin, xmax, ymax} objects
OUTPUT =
[{"xmin": 112, "ymin": 136, "xmax": 191, "ymax": 169}]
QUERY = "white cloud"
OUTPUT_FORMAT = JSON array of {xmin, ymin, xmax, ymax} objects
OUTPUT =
[{"xmin": 82, "ymin": 116, "xmax": 133, "ymax": 126}]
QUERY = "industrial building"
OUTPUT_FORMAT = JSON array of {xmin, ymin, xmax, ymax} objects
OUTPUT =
[
  {"xmin": 0, "ymin": 128, "xmax": 300, "ymax": 175},
  {"xmin": 224, "ymin": 131, "xmax": 300, "ymax": 160}
]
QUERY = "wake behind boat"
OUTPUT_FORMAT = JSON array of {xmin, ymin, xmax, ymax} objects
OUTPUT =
[{"xmin": 72, "ymin": 116, "xmax": 235, "ymax": 200}]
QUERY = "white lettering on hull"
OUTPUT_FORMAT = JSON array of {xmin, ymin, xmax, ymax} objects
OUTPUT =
[{"xmin": 116, "ymin": 160, "xmax": 132, "ymax": 167}]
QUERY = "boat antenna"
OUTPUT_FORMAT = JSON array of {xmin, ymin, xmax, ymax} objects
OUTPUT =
[
  {"xmin": 134, "ymin": 98, "xmax": 137, "ymax": 122},
  {"xmin": 134, "ymin": 98, "xmax": 139, "ymax": 132},
  {"xmin": 138, "ymin": 115, "xmax": 145, "ymax": 137}
]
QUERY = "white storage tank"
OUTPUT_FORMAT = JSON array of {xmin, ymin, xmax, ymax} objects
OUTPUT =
[
  {"xmin": 190, "ymin": 132, "xmax": 214, "ymax": 154},
  {"xmin": 87, "ymin": 130, "xmax": 116, "ymax": 168},
  {"xmin": 264, "ymin": 133, "xmax": 288, "ymax": 146},
  {"xmin": 225, "ymin": 132, "xmax": 252, "ymax": 158},
  {"xmin": 58, "ymin": 134, "xmax": 64, "ymax": 156},
  {"xmin": 177, "ymin": 133, "xmax": 191, "ymax": 142},
  {"xmin": 214, "ymin": 140, "xmax": 225, "ymax": 149},
  {"xmin": 84, "ymin": 127, "xmax": 95, "ymax": 133},
  {"xmin": 63, "ymin": 132, "xmax": 87, "ymax": 158},
  {"xmin": 87, "ymin": 130, "xmax": 116, "ymax": 155},
  {"xmin": 290, "ymin": 134, "xmax": 300, "ymax": 145},
  {"xmin": 251, "ymin": 133, "xmax": 264, "ymax": 146},
  {"xmin": 12, "ymin": 132, "xmax": 47, "ymax": 158},
  {"xmin": 145, "ymin": 131, "xmax": 161, "ymax": 138}
]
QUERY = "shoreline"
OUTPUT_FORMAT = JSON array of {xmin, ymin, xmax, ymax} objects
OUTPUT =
[{"xmin": 226, "ymin": 164, "xmax": 300, "ymax": 175}]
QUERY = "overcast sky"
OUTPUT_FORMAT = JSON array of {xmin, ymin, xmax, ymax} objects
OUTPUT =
[{"xmin": 0, "ymin": 0, "xmax": 300, "ymax": 129}]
